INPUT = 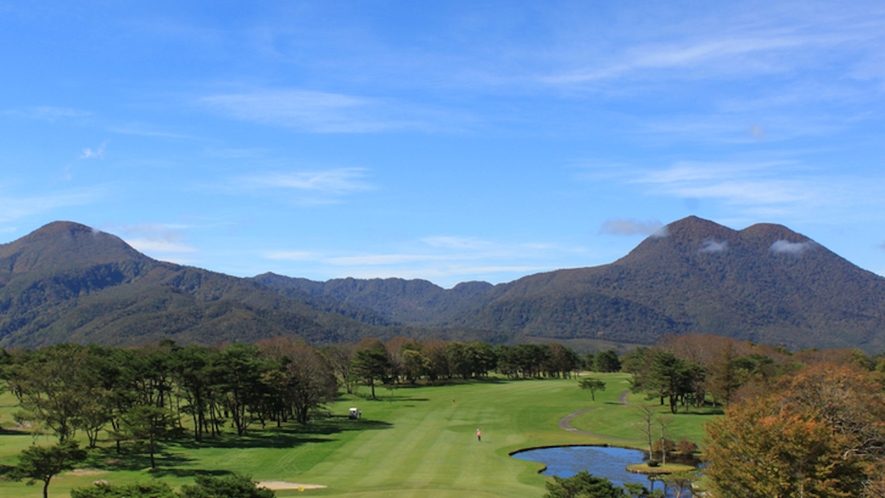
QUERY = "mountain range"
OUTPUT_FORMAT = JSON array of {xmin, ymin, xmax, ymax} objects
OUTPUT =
[{"xmin": 2, "ymin": 217, "xmax": 884, "ymax": 352}]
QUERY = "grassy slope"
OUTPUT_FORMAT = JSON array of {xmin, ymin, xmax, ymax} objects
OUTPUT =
[{"xmin": 0, "ymin": 375, "xmax": 716, "ymax": 498}]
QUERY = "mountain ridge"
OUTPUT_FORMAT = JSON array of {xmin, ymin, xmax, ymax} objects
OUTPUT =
[
  {"xmin": 257, "ymin": 216, "xmax": 885, "ymax": 351},
  {"xmin": 2, "ymin": 217, "xmax": 885, "ymax": 352}
]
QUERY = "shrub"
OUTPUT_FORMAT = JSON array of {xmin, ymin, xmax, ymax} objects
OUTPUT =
[
  {"xmin": 676, "ymin": 439, "xmax": 698, "ymax": 456},
  {"xmin": 651, "ymin": 438, "xmax": 675, "ymax": 455}
]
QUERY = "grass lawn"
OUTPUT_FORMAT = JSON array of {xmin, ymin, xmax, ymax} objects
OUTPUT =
[{"xmin": 0, "ymin": 374, "xmax": 718, "ymax": 497}]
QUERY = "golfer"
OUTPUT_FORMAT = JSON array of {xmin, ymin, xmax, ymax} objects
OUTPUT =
[{"xmin": 477, "ymin": 428, "xmax": 481, "ymax": 442}]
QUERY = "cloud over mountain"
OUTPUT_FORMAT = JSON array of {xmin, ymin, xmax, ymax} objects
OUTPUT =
[
  {"xmin": 600, "ymin": 218, "xmax": 664, "ymax": 236},
  {"xmin": 770, "ymin": 239, "xmax": 816, "ymax": 255}
]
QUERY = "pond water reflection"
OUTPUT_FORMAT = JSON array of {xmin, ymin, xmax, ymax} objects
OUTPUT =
[{"xmin": 511, "ymin": 446, "xmax": 688, "ymax": 497}]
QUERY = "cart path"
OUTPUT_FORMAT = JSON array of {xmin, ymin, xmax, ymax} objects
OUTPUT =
[{"xmin": 558, "ymin": 390, "xmax": 642, "ymax": 443}]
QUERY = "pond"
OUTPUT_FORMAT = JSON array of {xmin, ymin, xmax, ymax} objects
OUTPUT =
[{"xmin": 511, "ymin": 446, "xmax": 689, "ymax": 497}]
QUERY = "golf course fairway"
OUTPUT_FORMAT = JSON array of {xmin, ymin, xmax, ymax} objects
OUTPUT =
[{"xmin": 1, "ymin": 374, "xmax": 714, "ymax": 497}]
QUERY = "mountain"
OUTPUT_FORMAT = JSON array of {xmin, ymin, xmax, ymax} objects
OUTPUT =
[
  {"xmin": 0, "ymin": 221, "xmax": 380, "ymax": 348},
  {"xmin": 3, "ymin": 217, "xmax": 885, "ymax": 352},
  {"xmin": 251, "ymin": 273, "xmax": 494, "ymax": 326},
  {"xmin": 259, "ymin": 217, "xmax": 885, "ymax": 352}
]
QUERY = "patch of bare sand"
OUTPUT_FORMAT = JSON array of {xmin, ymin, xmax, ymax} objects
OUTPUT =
[
  {"xmin": 258, "ymin": 481, "xmax": 327, "ymax": 490},
  {"xmin": 67, "ymin": 468, "xmax": 109, "ymax": 477}
]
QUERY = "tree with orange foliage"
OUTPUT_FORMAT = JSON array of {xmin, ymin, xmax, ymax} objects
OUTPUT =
[{"xmin": 704, "ymin": 363, "xmax": 885, "ymax": 497}]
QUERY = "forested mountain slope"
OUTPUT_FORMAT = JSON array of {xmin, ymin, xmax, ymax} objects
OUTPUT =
[
  {"xmin": 0, "ymin": 222, "xmax": 378, "ymax": 348},
  {"xmin": 3, "ymin": 217, "xmax": 884, "ymax": 351},
  {"xmin": 260, "ymin": 217, "xmax": 885, "ymax": 352},
  {"xmin": 252, "ymin": 273, "xmax": 495, "ymax": 325},
  {"xmin": 445, "ymin": 217, "xmax": 885, "ymax": 351}
]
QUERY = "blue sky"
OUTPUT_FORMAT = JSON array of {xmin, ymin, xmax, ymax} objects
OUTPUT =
[{"xmin": 2, "ymin": 1, "xmax": 884, "ymax": 288}]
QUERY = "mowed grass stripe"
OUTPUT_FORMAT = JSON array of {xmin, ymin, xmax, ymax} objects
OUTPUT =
[{"xmin": 352, "ymin": 402, "xmax": 446, "ymax": 488}]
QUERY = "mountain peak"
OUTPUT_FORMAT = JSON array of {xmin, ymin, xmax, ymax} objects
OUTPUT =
[
  {"xmin": 740, "ymin": 222, "xmax": 809, "ymax": 243},
  {"xmin": 0, "ymin": 221, "xmax": 148, "ymax": 274},
  {"xmin": 664, "ymin": 216, "xmax": 736, "ymax": 239}
]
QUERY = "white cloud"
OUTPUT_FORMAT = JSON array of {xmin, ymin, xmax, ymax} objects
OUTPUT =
[
  {"xmin": 421, "ymin": 236, "xmax": 492, "ymax": 250},
  {"xmin": 5, "ymin": 106, "xmax": 91, "ymax": 122},
  {"xmin": 258, "ymin": 233, "xmax": 589, "ymax": 287},
  {"xmin": 109, "ymin": 124, "xmax": 198, "ymax": 140},
  {"xmin": 770, "ymin": 239, "xmax": 817, "ymax": 255},
  {"xmin": 264, "ymin": 251, "xmax": 315, "ymax": 261},
  {"xmin": 79, "ymin": 142, "xmax": 106, "ymax": 160},
  {"xmin": 198, "ymin": 89, "xmax": 438, "ymax": 133},
  {"xmin": 326, "ymin": 254, "xmax": 444, "ymax": 266},
  {"xmin": 125, "ymin": 238, "xmax": 197, "ymax": 254},
  {"xmin": 599, "ymin": 218, "xmax": 664, "ymax": 236},
  {"xmin": 240, "ymin": 168, "xmax": 372, "ymax": 194},
  {"xmin": 639, "ymin": 161, "xmax": 817, "ymax": 208},
  {"xmin": 543, "ymin": 34, "xmax": 809, "ymax": 85},
  {"xmin": 0, "ymin": 188, "xmax": 103, "ymax": 223},
  {"xmin": 699, "ymin": 239, "xmax": 728, "ymax": 253},
  {"xmin": 110, "ymin": 223, "xmax": 198, "ymax": 255}
]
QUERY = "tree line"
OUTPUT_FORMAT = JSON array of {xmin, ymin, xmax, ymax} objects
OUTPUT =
[
  {"xmin": 0, "ymin": 337, "xmax": 605, "ymax": 449},
  {"xmin": 333, "ymin": 337, "xmax": 598, "ymax": 399}
]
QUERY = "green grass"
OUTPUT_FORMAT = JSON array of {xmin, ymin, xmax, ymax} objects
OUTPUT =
[
  {"xmin": 566, "ymin": 383, "xmax": 722, "ymax": 444},
  {"xmin": 0, "ymin": 375, "xmax": 719, "ymax": 497}
]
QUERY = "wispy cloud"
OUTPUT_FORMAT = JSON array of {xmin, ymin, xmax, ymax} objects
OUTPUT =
[
  {"xmin": 125, "ymin": 238, "xmax": 198, "ymax": 254},
  {"xmin": 421, "ymin": 236, "xmax": 493, "ymax": 250},
  {"xmin": 79, "ymin": 142, "xmax": 106, "ymax": 160},
  {"xmin": 0, "ymin": 188, "xmax": 103, "ymax": 223},
  {"xmin": 4, "ymin": 106, "xmax": 91, "ymax": 122},
  {"xmin": 264, "ymin": 251, "xmax": 315, "ymax": 261},
  {"xmin": 109, "ymin": 223, "xmax": 198, "ymax": 255},
  {"xmin": 109, "ymin": 124, "xmax": 199, "ymax": 140},
  {"xmin": 239, "ymin": 168, "xmax": 373, "ymax": 194},
  {"xmin": 542, "ymin": 34, "xmax": 810, "ymax": 86},
  {"xmin": 326, "ymin": 254, "xmax": 445, "ymax": 266},
  {"xmin": 599, "ymin": 218, "xmax": 663, "ymax": 236},
  {"xmin": 198, "ymin": 89, "xmax": 439, "ymax": 133},
  {"xmin": 639, "ymin": 161, "xmax": 818, "ymax": 208},
  {"xmin": 259, "ymin": 234, "xmax": 589, "ymax": 286},
  {"xmin": 539, "ymin": 4, "xmax": 884, "ymax": 89}
]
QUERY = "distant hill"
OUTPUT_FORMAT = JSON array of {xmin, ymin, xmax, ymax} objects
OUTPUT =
[
  {"xmin": 258, "ymin": 217, "xmax": 885, "ymax": 352},
  {"xmin": 3, "ymin": 217, "xmax": 885, "ymax": 352},
  {"xmin": 251, "ymin": 273, "xmax": 494, "ymax": 326},
  {"xmin": 0, "ymin": 222, "xmax": 379, "ymax": 348}
]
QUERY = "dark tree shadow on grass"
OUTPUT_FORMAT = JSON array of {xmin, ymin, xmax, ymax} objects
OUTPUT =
[
  {"xmin": 80, "ymin": 445, "xmax": 237, "ymax": 479},
  {"xmin": 0, "ymin": 428, "xmax": 32, "ymax": 435},
  {"xmin": 173, "ymin": 418, "xmax": 392, "ymax": 450},
  {"xmin": 148, "ymin": 467, "xmax": 234, "ymax": 479},
  {"xmin": 84, "ymin": 445, "xmax": 196, "ymax": 472},
  {"xmin": 675, "ymin": 408, "xmax": 724, "ymax": 416}
]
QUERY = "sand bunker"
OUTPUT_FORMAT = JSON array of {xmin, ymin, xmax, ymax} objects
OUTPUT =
[
  {"xmin": 258, "ymin": 481, "xmax": 327, "ymax": 490},
  {"xmin": 67, "ymin": 468, "xmax": 109, "ymax": 477}
]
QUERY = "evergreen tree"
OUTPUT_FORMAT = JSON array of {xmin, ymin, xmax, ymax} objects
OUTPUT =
[
  {"xmin": 179, "ymin": 474, "xmax": 275, "ymax": 498},
  {"xmin": 9, "ymin": 441, "xmax": 87, "ymax": 498},
  {"xmin": 352, "ymin": 339, "xmax": 392, "ymax": 399},
  {"xmin": 543, "ymin": 471, "xmax": 626, "ymax": 498}
]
